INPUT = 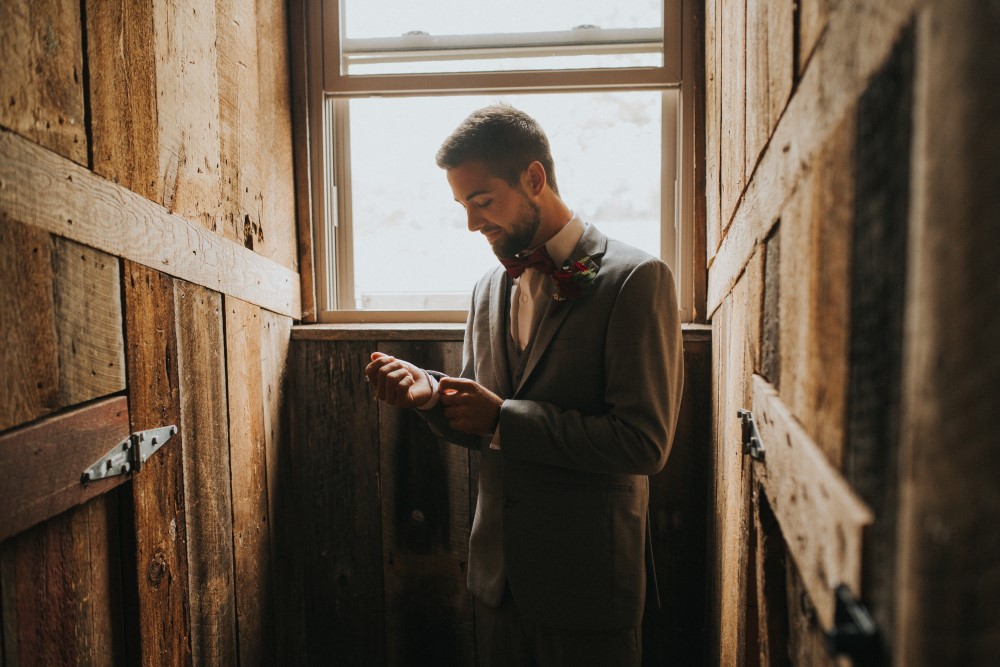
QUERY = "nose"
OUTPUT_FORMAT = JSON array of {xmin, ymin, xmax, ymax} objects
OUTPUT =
[{"xmin": 466, "ymin": 209, "xmax": 484, "ymax": 233}]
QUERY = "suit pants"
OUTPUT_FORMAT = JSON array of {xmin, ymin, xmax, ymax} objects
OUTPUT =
[{"xmin": 474, "ymin": 585, "xmax": 641, "ymax": 667}]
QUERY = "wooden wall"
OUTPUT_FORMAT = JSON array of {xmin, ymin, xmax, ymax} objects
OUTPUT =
[
  {"xmin": 0, "ymin": 0, "xmax": 301, "ymax": 664},
  {"xmin": 288, "ymin": 326, "xmax": 712, "ymax": 666},
  {"xmin": 705, "ymin": 0, "xmax": 1000, "ymax": 664}
]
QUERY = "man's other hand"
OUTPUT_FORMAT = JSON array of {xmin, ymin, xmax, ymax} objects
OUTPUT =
[
  {"xmin": 438, "ymin": 377, "xmax": 503, "ymax": 436},
  {"xmin": 365, "ymin": 352, "xmax": 434, "ymax": 408}
]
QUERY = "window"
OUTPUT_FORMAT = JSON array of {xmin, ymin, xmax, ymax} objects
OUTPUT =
[{"xmin": 305, "ymin": 0, "xmax": 694, "ymax": 322}]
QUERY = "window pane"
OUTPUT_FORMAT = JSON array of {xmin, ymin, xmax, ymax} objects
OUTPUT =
[
  {"xmin": 347, "ymin": 92, "xmax": 663, "ymax": 310},
  {"xmin": 343, "ymin": 0, "xmax": 662, "ymax": 40}
]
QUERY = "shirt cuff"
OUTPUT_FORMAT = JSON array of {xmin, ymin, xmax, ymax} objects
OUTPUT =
[{"xmin": 416, "ymin": 371, "xmax": 440, "ymax": 410}]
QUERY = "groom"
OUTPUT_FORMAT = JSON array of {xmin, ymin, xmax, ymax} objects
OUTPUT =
[{"xmin": 365, "ymin": 104, "xmax": 683, "ymax": 666}]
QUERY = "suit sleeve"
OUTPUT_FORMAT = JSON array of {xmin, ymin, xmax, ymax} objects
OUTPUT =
[{"xmin": 498, "ymin": 258, "xmax": 684, "ymax": 476}]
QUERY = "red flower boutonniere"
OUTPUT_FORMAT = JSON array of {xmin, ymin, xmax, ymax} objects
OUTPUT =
[{"xmin": 552, "ymin": 256, "xmax": 599, "ymax": 301}]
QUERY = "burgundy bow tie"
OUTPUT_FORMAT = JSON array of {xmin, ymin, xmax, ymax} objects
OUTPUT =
[{"xmin": 499, "ymin": 246, "xmax": 557, "ymax": 279}]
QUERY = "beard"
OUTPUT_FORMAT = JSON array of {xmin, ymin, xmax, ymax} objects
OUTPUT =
[{"xmin": 491, "ymin": 192, "xmax": 542, "ymax": 259}]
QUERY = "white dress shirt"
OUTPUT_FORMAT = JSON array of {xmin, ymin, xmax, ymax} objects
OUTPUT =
[{"xmin": 510, "ymin": 213, "xmax": 585, "ymax": 351}]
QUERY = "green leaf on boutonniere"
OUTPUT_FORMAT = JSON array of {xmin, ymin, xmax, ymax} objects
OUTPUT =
[{"xmin": 552, "ymin": 255, "xmax": 599, "ymax": 301}]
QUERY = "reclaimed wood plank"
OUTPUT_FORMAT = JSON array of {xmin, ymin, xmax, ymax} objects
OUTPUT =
[
  {"xmin": 53, "ymin": 238, "xmax": 126, "ymax": 406},
  {"xmin": 225, "ymin": 296, "xmax": 275, "ymax": 664},
  {"xmin": 0, "ymin": 0, "xmax": 86, "ymax": 165},
  {"xmin": 777, "ymin": 111, "xmax": 854, "ymax": 467},
  {"xmin": 0, "ymin": 128, "xmax": 301, "ymax": 318},
  {"xmin": 288, "ymin": 340, "xmax": 384, "ymax": 663},
  {"xmin": 707, "ymin": 0, "xmax": 919, "ymax": 316},
  {"xmin": 122, "ymin": 260, "xmax": 192, "ymax": 665},
  {"xmin": 153, "ymin": 0, "xmax": 223, "ymax": 231},
  {"xmin": 719, "ymin": 0, "xmax": 746, "ymax": 230},
  {"xmin": 84, "ymin": 0, "xmax": 159, "ymax": 199},
  {"xmin": 256, "ymin": 0, "xmax": 299, "ymax": 272},
  {"xmin": 259, "ymin": 308, "xmax": 306, "ymax": 658},
  {"xmin": 745, "ymin": 0, "xmax": 770, "ymax": 179},
  {"xmin": 0, "ymin": 396, "xmax": 129, "ymax": 543},
  {"xmin": 174, "ymin": 281, "xmax": 238, "ymax": 666},
  {"xmin": 752, "ymin": 374, "xmax": 873, "ymax": 631},
  {"xmin": 767, "ymin": 0, "xmax": 794, "ymax": 133},
  {"xmin": 377, "ymin": 340, "xmax": 474, "ymax": 667},
  {"xmin": 217, "ymin": 0, "xmax": 264, "ymax": 250},
  {"xmin": 0, "ymin": 494, "xmax": 124, "ymax": 666},
  {"xmin": 704, "ymin": 0, "xmax": 722, "ymax": 262},
  {"xmin": 895, "ymin": 4, "xmax": 1000, "ymax": 662},
  {"xmin": 751, "ymin": 492, "xmax": 790, "ymax": 667},
  {"xmin": 798, "ymin": 0, "xmax": 829, "ymax": 75},
  {"xmin": 292, "ymin": 323, "xmax": 466, "ymax": 342},
  {"xmin": 0, "ymin": 221, "xmax": 60, "ymax": 432}
]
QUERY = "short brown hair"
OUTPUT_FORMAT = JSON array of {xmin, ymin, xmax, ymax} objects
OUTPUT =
[{"xmin": 436, "ymin": 104, "xmax": 559, "ymax": 194}]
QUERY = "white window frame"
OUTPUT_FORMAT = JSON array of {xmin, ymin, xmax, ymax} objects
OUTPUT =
[{"xmin": 305, "ymin": 0, "xmax": 695, "ymax": 323}]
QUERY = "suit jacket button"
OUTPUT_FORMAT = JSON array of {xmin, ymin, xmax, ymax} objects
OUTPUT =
[{"xmin": 503, "ymin": 495, "xmax": 517, "ymax": 508}]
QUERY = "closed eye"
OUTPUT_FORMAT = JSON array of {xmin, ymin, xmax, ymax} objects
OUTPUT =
[{"xmin": 473, "ymin": 199, "xmax": 492, "ymax": 209}]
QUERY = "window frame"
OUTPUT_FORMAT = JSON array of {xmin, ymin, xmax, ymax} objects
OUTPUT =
[{"xmin": 304, "ymin": 0, "xmax": 697, "ymax": 323}]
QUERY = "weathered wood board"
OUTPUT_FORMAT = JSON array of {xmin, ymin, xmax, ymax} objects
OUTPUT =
[
  {"xmin": 0, "ymin": 221, "xmax": 60, "ymax": 431},
  {"xmin": 0, "ymin": 493, "xmax": 124, "ymax": 665},
  {"xmin": 288, "ymin": 340, "xmax": 385, "ymax": 663},
  {"xmin": 84, "ymin": 0, "xmax": 159, "ymax": 199},
  {"xmin": 376, "ymin": 340, "xmax": 474, "ymax": 667},
  {"xmin": 0, "ymin": 0, "xmax": 87, "ymax": 165},
  {"xmin": 175, "ymin": 280, "xmax": 238, "ymax": 666},
  {"xmin": 53, "ymin": 238, "xmax": 126, "ymax": 407},
  {"xmin": 0, "ymin": 128, "xmax": 301, "ymax": 318},
  {"xmin": 752, "ymin": 374, "xmax": 873, "ymax": 631},
  {"xmin": 122, "ymin": 261, "xmax": 192, "ymax": 665},
  {"xmin": 225, "ymin": 296, "xmax": 276, "ymax": 663},
  {"xmin": 0, "ymin": 397, "xmax": 129, "ymax": 543},
  {"xmin": 894, "ymin": 3, "xmax": 1000, "ymax": 663}
]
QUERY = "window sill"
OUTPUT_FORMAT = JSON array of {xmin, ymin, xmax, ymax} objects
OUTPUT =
[
  {"xmin": 292, "ymin": 322, "xmax": 710, "ymax": 343},
  {"xmin": 291, "ymin": 322, "xmax": 466, "ymax": 342}
]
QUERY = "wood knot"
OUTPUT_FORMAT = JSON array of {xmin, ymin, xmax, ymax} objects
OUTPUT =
[{"xmin": 147, "ymin": 551, "xmax": 169, "ymax": 588}]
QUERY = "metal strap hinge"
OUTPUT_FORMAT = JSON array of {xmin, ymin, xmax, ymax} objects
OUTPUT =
[
  {"xmin": 81, "ymin": 425, "xmax": 177, "ymax": 483},
  {"xmin": 737, "ymin": 409, "xmax": 766, "ymax": 461},
  {"xmin": 825, "ymin": 584, "xmax": 880, "ymax": 665}
]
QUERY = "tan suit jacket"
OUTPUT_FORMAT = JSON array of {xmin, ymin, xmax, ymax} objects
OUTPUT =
[{"xmin": 421, "ymin": 223, "xmax": 683, "ymax": 630}]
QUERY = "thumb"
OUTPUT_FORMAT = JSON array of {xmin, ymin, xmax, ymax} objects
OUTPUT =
[
  {"xmin": 437, "ymin": 376, "xmax": 472, "ymax": 395},
  {"xmin": 370, "ymin": 351, "xmax": 389, "ymax": 361}
]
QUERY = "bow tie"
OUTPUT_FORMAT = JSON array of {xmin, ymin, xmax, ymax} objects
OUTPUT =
[{"xmin": 499, "ymin": 246, "xmax": 557, "ymax": 279}]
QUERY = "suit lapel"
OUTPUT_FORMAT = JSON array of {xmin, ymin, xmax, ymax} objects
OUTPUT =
[
  {"xmin": 488, "ymin": 268, "xmax": 513, "ymax": 397},
  {"xmin": 515, "ymin": 224, "xmax": 608, "ymax": 395}
]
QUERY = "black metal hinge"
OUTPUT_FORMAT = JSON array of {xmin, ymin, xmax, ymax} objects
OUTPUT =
[
  {"xmin": 825, "ymin": 584, "xmax": 880, "ymax": 665},
  {"xmin": 737, "ymin": 409, "xmax": 765, "ymax": 461}
]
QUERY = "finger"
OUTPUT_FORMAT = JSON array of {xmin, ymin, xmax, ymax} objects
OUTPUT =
[
  {"xmin": 384, "ymin": 367, "xmax": 410, "ymax": 404},
  {"xmin": 437, "ymin": 376, "xmax": 475, "ymax": 393}
]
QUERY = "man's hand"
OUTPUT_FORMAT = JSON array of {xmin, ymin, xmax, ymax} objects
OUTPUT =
[
  {"xmin": 365, "ymin": 352, "xmax": 433, "ymax": 409},
  {"xmin": 438, "ymin": 377, "xmax": 503, "ymax": 436}
]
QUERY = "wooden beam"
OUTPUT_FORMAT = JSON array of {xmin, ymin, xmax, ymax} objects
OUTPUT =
[
  {"xmin": 0, "ymin": 396, "xmax": 129, "ymax": 543},
  {"xmin": 751, "ymin": 374, "xmax": 873, "ymax": 631},
  {"xmin": 707, "ymin": 0, "xmax": 918, "ymax": 315},
  {"xmin": 0, "ymin": 128, "xmax": 301, "ymax": 318}
]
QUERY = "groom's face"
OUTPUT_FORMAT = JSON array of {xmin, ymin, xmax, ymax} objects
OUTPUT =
[{"xmin": 447, "ymin": 160, "xmax": 542, "ymax": 260}]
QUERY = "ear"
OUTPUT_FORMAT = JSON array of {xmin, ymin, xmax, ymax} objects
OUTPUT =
[{"xmin": 521, "ymin": 161, "xmax": 547, "ymax": 196}]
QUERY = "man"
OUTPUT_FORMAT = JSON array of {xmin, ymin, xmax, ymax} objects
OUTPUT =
[{"xmin": 365, "ymin": 104, "xmax": 683, "ymax": 666}]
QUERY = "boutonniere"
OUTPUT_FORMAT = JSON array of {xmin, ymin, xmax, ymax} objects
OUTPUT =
[{"xmin": 552, "ymin": 256, "xmax": 599, "ymax": 301}]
